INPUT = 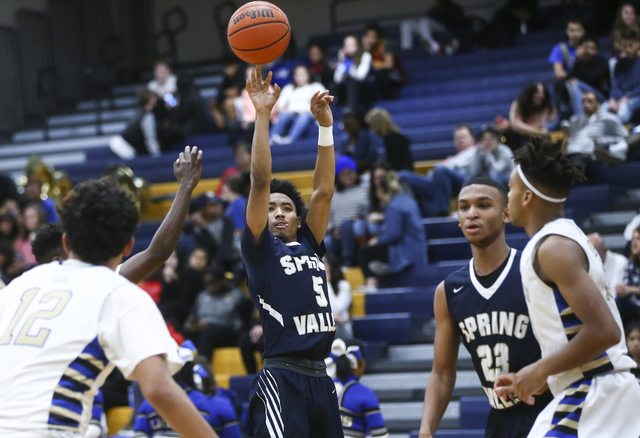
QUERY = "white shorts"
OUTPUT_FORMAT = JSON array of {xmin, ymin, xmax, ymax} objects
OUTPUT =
[{"xmin": 528, "ymin": 372, "xmax": 640, "ymax": 438}]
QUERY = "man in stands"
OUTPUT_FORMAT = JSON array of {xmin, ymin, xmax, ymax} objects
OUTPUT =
[{"xmin": 608, "ymin": 29, "xmax": 640, "ymax": 124}]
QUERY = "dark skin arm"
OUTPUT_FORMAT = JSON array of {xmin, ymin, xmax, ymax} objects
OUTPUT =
[
  {"xmin": 119, "ymin": 146, "xmax": 202, "ymax": 283},
  {"xmin": 495, "ymin": 235, "xmax": 621, "ymax": 404},
  {"xmin": 418, "ymin": 282, "xmax": 459, "ymax": 438}
]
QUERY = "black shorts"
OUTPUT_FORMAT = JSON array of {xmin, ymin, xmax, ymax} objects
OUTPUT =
[
  {"xmin": 485, "ymin": 396, "xmax": 549, "ymax": 438},
  {"xmin": 249, "ymin": 366, "xmax": 343, "ymax": 438}
]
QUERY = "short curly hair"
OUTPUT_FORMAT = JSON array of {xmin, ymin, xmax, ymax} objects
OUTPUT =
[
  {"xmin": 270, "ymin": 178, "xmax": 306, "ymax": 217},
  {"xmin": 31, "ymin": 223, "xmax": 65, "ymax": 264},
  {"xmin": 513, "ymin": 136, "xmax": 586, "ymax": 200},
  {"xmin": 56, "ymin": 179, "xmax": 140, "ymax": 264}
]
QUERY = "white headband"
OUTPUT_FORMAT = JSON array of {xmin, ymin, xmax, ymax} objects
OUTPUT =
[{"xmin": 516, "ymin": 165, "xmax": 566, "ymax": 203}]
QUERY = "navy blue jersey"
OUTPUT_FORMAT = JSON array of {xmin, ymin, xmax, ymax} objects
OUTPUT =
[
  {"xmin": 241, "ymin": 222, "xmax": 336, "ymax": 360},
  {"xmin": 445, "ymin": 249, "xmax": 542, "ymax": 410},
  {"xmin": 334, "ymin": 375, "xmax": 388, "ymax": 438}
]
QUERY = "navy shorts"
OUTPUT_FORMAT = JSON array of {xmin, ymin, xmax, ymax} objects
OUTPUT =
[
  {"xmin": 249, "ymin": 367, "xmax": 343, "ymax": 438},
  {"xmin": 485, "ymin": 393, "xmax": 551, "ymax": 438}
]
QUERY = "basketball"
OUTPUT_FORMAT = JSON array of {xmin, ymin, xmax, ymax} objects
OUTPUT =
[{"xmin": 227, "ymin": 1, "xmax": 290, "ymax": 65}]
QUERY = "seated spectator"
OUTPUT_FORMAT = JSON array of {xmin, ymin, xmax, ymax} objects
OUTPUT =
[
  {"xmin": 183, "ymin": 265, "xmax": 250, "ymax": 360},
  {"xmin": 0, "ymin": 208, "xmax": 19, "ymax": 246},
  {"xmin": 337, "ymin": 108, "xmax": 379, "ymax": 172},
  {"xmin": 307, "ymin": 43, "xmax": 334, "ymax": 87},
  {"xmin": 472, "ymin": 124, "xmax": 514, "ymax": 186},
  {"xmin": 399, "ymin": 0, "xmax": 467, "ymax": 55},
  {"xmin": 361, "ymin": 161, "xmax": 392, "ymax": 242},
  {"xmin": 361, "ymin": 23, "xmax": 405, "ymax": 99},
  {"xmin": 564, "ymin": 91, "xmax": 640, "ymax": 164},
  {"xmin": 147, "ymin": 60, "xmax": 177, "ymax": 98},
  {"xmin": 263, "ymin": 43, "xmax": 297, "ymax": 88},
  {"xmin": 612, "ymin": 3, "xmax": 640, "ymax": 59},
  {"xmin": 13, "ymin": 203, "xmax": 46, "ymax": 268},
  {"xmin": 566, "ymin": 34, "xmax": 611, "ymax": 116},
  {"xmin": 588, "ymin": 232, "xmax": 628, "ymax": 291},
  {"xmin": 616, "ymin": 226, "xmax": 640, "ymax": 327},
  {"xmin": 221, "ymin": 174, "xmax": 247, "ymax": 235},
  {"xmin": 359, "ymin": 172, "xmax": 427, "ymax": 290},
  {"xmin": 23, "ymin": 176, "xmax": 58, "ymax": 223},
  {"xmin": 210, "ymin": 55, "xmax": 246, "ymax": 132},
  {"xmin": 399, "ymin": 125, "xmax": 477, "ymax": 217},
  {"xmin": 497, "ymin": 81, "xmax": 555, "ymax": 149},
  {"xmin": 607, "ymin": 29, "xmax": 640, "ymax": 124},
  {"xmin": 110, "ymin": 88, "xmax": 164, "ymax": 159},
  {"xmin": 549, "ymin": 18, "xmax": 585, "ymax": 82},
  {"xmin": 270, "ymin": 65, "xmax": 324, "ymax": 145},
  {"xmin": 169, "ymin": 73, "xmax": 208, "ymax": 140},
  {"xmin": 233, "ymin": 66, "xmax": 279, "ymax": 144},
  {"xmin": 333, "ymin": 35, "xmax": 373, "ymax": 110},
  {"xmin": 626, "ymin": 323, "xmax": 640, "ymax": 375},
  {"xmin": 365, "ymin": 107, "xmax": 414, "ymax": 171},
  {"xmin": 0, "ymin": 174, "xmax": 20, "ymax": 210},
  {"xmin": 0, "ymin": 241, "xmax": 15, "ymax": 286},
  {"xmin": 216, "ymin": 143, "xmax": 251, "ymax": 197},
  {"xmin": 325, "ymin": 256, "xmax": 353, "ymax": 339},
  {"xmin": 326, "ymin": 155, "xmax": 370, "ymax": 266}
]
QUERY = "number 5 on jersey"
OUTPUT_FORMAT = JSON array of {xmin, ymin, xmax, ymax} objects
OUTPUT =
[
  {"xmin": 0, "ymin": 288, "xmax": 72, "ymax": 347},
  {"xmin": 313, "ymin": 276, "xmax": 328, "ymax": 307}
]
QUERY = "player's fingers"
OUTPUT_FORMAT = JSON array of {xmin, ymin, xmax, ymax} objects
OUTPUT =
[
  {"xmin": 179, "ymin": 152, "xmax": 185, "ymax": 162},
  {"xmin": 264, "ymin": 70, "xmax": 273, "ymax": 86},
  {"xmin": 324, "ymin": 95, "xmax": 335, "ymax": 102},
  {"xmin": 190, "ymin": 146, "xmax": 199, "ymax": 161},
  {"xmin": 250, "ymin": 68, "xmax": 257, "ymax": 88},
  {"xmin": 184, "ymin": 145, "xmax": 190, "ymax": 158},
  {"xmin": 197, "ymin": 150, "xmax": 203, "ymax": 162},
  {"xmin": 256, "ymin": 65, "xmax": 263, "ymax": 82},
  {"xmin": 318, "ymin": 90, "xmax": 330, "ymax": 99},
  {"xmin": 273, "ymin": 83, "xmax": 281, "ymax": 99}
]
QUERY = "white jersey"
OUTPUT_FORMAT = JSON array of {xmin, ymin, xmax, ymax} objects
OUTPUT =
[
  {"xmin": 520, "ymin": 218, "xmax": 635, "ymax": 396},
  {"xmin": 0, "ymin": 259, "xmax": 183, "ymax": 438}
]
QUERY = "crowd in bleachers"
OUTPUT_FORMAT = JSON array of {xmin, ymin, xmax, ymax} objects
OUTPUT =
[{"xmin": 4, "ymin": 1, "xmax": 640, "ymax": 436}]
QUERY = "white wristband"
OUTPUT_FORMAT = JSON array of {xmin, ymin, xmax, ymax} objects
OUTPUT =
[{"xmin": 318, "ymin": 125, "xmax": 333, "ymax": 147}]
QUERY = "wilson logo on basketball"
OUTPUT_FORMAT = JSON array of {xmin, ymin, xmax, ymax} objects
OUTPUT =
[{"xmin": 232, "ymin": 9, "xmax": 275, "ymax": 24}]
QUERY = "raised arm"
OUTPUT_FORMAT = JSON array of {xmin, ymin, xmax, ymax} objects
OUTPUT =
[
  {"xmin": 306, "ymin": 90, "xmax": 335, "ymax": 245},
  {"xmin": 419, "ymin": 282, "xmax": 459, "ymax": 438},
  {"xmin": 245, "ymin": 66, "xmax": 281, "ymax": 243},
  {"xmin": 496, "ymin": 236, "xmax": 621, "ymax": 404},
  {"xmin": 120, "ymin": 146, "xmax": 202, "ymax": 284}
]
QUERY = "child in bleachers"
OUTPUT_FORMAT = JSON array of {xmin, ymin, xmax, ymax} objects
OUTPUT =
[{"xmin": 328, "ymin": 339, "xmax": 389, "ymax": 438}]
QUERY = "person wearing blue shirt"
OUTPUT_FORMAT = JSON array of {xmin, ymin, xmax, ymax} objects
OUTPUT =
[
  {"xmin": 548, "ymin": 18, "xmax": 585, "ymax": 80},
  {"xmin": 359, "ymin": 171, "xmax": 427, "ymax": 290},
  {"xmin": 329, "ymin": 339, "xmax": 388, "ymax": 438}
]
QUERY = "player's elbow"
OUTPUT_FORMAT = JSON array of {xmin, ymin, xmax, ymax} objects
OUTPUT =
[
  {"xmin": 601, "ymin": 322, "xmax": 621, "ymax": 349},
  {"xmin": 313, "ymin": 186, "xmax": 334, "ymax": 201}
]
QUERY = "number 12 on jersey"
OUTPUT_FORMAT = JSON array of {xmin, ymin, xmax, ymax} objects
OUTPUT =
[{"xmin": 0, "ymin": 288, "xmax": 72, "ymax": 348}]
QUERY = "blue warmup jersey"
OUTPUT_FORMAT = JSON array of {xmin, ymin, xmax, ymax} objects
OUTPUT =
[
  {"xmin": 134, "ymin": 387, "xmax": 210, "ymax": 437},
  {"xmin": 445, "ymin": 249, "xmax": 543, "ymax": 410},
  {"xmin": 334, "ymin": 376, "xmax": 388, "ymax": 438},
  {"xmin": 241, "ymin": 222, "xmax": 336, "ymax": 360},
  {"xmin": 207, "ymin": 395, "xmax": 241, "ymax": 438}
]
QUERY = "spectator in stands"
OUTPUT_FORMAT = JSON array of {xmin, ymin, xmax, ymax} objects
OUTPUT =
[
  {"xmin": 362, "ymin": 162, "xmax": 391, "ymax": 241},
  {"xmin": 337, "ymin": 108, "xmax": 379, "ymax": 172},
  {"xmin": 270, "ymin": 65, "xmax": 324, "ymax": 145},
  {"xmin": 234, "ymin": 66, "xmax": 279, "ymax": 144},
  {"xmin": 469, "ymin": 124, "xmax": 514, "ymax": 186},
  {"xmin": 564, "ymin": 91, "xmax": 640, "ymax": 165},
  {"xmin": 588, "ymin": 232, "xmax": 628, "ymax": 292},
  {"xmin": 263, "ymin": 40, "xmax": 298, "ymax": 88},
  {"xmin": 626, "ymin": 323, "xmax": 640, "ymax": 374},
  {"xmin": 333, "ymin": 35, "xmax": 373, "ymax": 110},
  {"xmin": 616, "ymin": 226, "xmax": 640, "ymax": 327},
  {"xmin": 184, "ymin": 265, "xmax": 251, "ymax": 361},
  {"xmin": 361, "ymin": 23, "xmax": 405, "ymax": 100},
  {"xmin": 110, "ymin": 88, "xmax": 163, "ymax": 159},
  {"xmin": 23, "ymin": 176, "xmax": 58, "ymax": 223},
  {"xmin": 326, "ymin": 155, "xmax": 370, "ymax": 266},
  {"xmin": 216, "ymin": 143, "xmax": 251, "ymax": 197},
  {"xmin": 359, "ymin": 171, "xmax": 427, "ymax": 290},
  {"xmin": 0, "ymin": 208, "xmax": 18, "ymax": 246},
  {"xmin": 497, "ymin": 81, "xmax": 555, "ymax": 149},
  {"xmin": 221, "ymin": 174, "xmax": 247, "ymax": 235},
  {"xmin": 307, "ymin": 43, "xmax": 334, "ymax": 88},
  {"xmin": 147, "ymin": 60, "xmax": 177, "ymax": 98},
  {"xmin": 210, "ymin": 55, "xmax": 246, "ymax": 132},
  {"xmin": 13, "ymin": 203, "xmax": 46, "ymax": 267},
  {"xmin": 566, "ymin": 34, "xmax": 611, "ymax": 116},
  {"xmin": 608, "ymin": 29, "xmax": 640, "ymax": 124},
  {"xmin": 238, "ymin": 321, "xmax": 263, "ymax": 374},
  {"xmin": 0, "ymin": 241, "xmax": 15, "ymax": 286},
  {"xmin": 399, "ymin": 0, "xmax": 466, "ymax": 55},
  {"xmin": 612, "ymin": 3, "xmax": 640, "ymax": 59},
  {"xmin": 325, "ymin": 256, "xmax": 353, "ymax": 340},
  {"xmin": 0, "ymin": 174, "xmax": 19, "ymax": 210},
  {"xmin": 549, "ymin": 18, "xmax": 586, "ymax": 82},
  {"xmin": 169, "ymin": 74, "xmax": 208, "ymax": 141},
  {"xmin": 183, "ymin": 192, "xmax": 243, "ymax": 281},
  {"xmin": 365, "ymin": 107, "xmax": 414, "ymax": 171}
]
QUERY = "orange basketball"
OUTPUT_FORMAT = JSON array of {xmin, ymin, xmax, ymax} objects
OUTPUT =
[{"xmin": 227, "ymin": 1, "xmax": 291, "ymax": 65}]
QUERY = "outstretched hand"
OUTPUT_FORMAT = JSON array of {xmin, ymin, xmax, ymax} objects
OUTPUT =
[
  {"xmin": 246, "ymin": 65, "xmax": 281, "ymax": 113},
  {"xmin": 494, "ymin": 362, "xmax": 546, "ymax": 406},
  {"xmin": 310, "ymin": 90, "xmax": 334, "ymax": 127},
  {"xmin": 174, "ymin": 145, "xmax": 202, "ymax": 190}
]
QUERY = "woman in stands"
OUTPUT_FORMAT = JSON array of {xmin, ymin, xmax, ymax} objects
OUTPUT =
[
  {"xmin": 497, "ymin": 81, "xmax": 555, "ymax": 150},
  {"xmin": 333, "ymin": 35, "xmax": 374, "ymax": 110},
  {"xmin": 358, "ymin": 171, "xmax": 427, "ymax": 290},
  {"xmin": 612, "ymin": 3, "xmax": 640, "ymax": 59},
  {"xmin": 365, "ymin": 108, "xmax": 414, "ymax": 171}
]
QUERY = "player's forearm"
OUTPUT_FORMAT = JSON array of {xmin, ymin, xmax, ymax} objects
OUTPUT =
[
  {"xmin": 147, "ymin": 183, "xmax": 194, "ymax": 257},
  {"xmin": 251, "ymin": 111, "xmax": 272, "ymax": 187},
  {"xmin": 146, "ymin": 379, "xmax": 218, "ymax": 438},
  {"xmin": 312, "ymin": 143, "xmax": 335, "ymax": 197},
  {"xmin": 418, "ymin": 373, "xmax": 456, "ymax": 438}
]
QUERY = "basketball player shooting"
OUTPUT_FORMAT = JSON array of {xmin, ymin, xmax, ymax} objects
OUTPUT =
[
  {"xmin": 240, "ymin": 65, "xmax": 343, "ymax": 437},
  {"xmin": 495, "ymin": 137, "xmax": 640, "ymax": 437}
]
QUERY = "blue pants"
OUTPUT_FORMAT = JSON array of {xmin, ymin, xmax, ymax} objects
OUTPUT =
[
  {"xmin": 249, "ymin": 367, "xmax": 343, "ymax": 438},
  {"xmin": 270, "ymin": 112, "xmax": 315, "ymax": 142},
  {"xmin": 324, "ymin": 219, "xmax": 359, "ymax": 265},
  {"xmin": 399, "ymin": 166, "xmax": 465, "ymax": 217}
]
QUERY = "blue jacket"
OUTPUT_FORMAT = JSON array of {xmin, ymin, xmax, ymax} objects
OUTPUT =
[
  {"xmin": 377, "ymin": 193, "xmax": 428, "ymax": 272},
  {"xmin": 337, "ymin": 128, "xmax": 380, "ymax": 167},
  {"xmin": 612, "ymin": 57, "xmax": 640, "ymax": 100}
]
